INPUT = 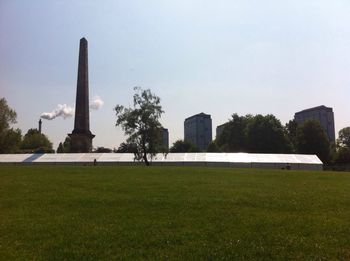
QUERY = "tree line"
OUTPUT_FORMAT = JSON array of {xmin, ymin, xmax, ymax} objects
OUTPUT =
[
  {"xmin": 2, "ymin": 91, "xmax": 350, "ymax": 167},
  {"xmin": 0, "ymin": 98, "xmax": 53, "ymax": 154},
  {"xmin": 113, "ymin": 89, "xmax": 350, "ymax": 166},
  {"xmin": 170, "ymin": 114, "xmax": 350, "ymax": 165}
]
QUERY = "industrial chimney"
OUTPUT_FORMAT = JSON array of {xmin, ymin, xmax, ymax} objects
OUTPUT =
[{"xmin": 38, "ymin": 119, "xmax": 42, "ymax": 134}]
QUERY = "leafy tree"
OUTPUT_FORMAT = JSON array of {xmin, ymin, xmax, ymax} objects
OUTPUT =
[
  {"xmin": 331, "ymin": 127, "xmax": 350, "ymax": 164},
  {"xmin": 0, "ymin": 98, "xmax": 22, "ymax": 153},
  {"xmin": 0, "ymin": 128, "xmax": 22, "ymax": 153},
  {"xmin": 334, "ymin": 147, "xmax": 350, "ymax": 164},
  {"xmin": 337, "ymin": 127, "xmax": 350, "ymax": 149},
  {"xmin": 57, "ymin": 142, "xmax": 64, "ymax": 153},
  {"xmin": 246, "ymin": 114, "xmax": 292, "ymax": 153},
  {"xmin": 0, "ymin": 98, "xmax": 17, "ymax": 133},
  {"xmin": 296, "ymin": 120, "xmax": 330, "ymax": 163},
  {"xmin": 216, "ymin": 114, "xmax": 251, "ymax": 152},
  {"xmin": 217, "ymin": 114, "xmax": 291, "ymax": 153},
  {"xmin": 115, "ymin": 87, "xmax": 164, "ymax": 166},
  {"xmin": 62, "ymin": 136, "xmax": 71, "ymax": 152},
  {"xmin": 207, "ymin": 141, "xmax": 221, "ymax": 152},
  {"xmin": 57, "ymin": 136, "xmax": 71, "ymax": 153},
  {"xmin": 170, "ymin": 140, "xmax": 198, "ymax": 153},
  {"xmin": 285, "ymin": 119, "xmax": 298, "ymax": 152},
  {"xmin": 21, "ymin": 128, "xmax": 53, "ymax": 153}
]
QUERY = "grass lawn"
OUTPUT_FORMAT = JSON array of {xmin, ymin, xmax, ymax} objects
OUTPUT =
[{"xmin": 0, "ymin": 165, "xmax": 350, "ymax": 260}]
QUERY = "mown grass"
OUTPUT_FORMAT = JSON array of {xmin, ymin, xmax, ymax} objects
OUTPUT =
[{"xmin": 0, "ymin": 165, "xmax": 350, "ymax": 260}]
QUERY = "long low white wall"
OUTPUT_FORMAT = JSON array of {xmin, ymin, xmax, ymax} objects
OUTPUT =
[{"xmin": 0, "ymin": 153, "xmax": 323, "ymax": 170}]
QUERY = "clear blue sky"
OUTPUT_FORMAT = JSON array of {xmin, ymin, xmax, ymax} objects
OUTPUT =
[{"xmin": 1, "ymin": 0, "xmax": 349, "ymax": 150}]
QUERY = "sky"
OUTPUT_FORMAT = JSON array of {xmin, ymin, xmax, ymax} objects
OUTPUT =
[{"xmin": 1, "ymin": 0, "xmax": 349, "ymax": 150}]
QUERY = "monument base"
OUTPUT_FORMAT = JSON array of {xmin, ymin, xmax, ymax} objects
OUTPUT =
[{"xmin": 68, "ymin": 132, "xmax": 95, "ymax": 153}]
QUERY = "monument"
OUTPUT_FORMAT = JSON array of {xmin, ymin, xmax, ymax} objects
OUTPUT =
[{"xmin": 69, "ymin": 38, "xmax": 95, "ymax": 152}]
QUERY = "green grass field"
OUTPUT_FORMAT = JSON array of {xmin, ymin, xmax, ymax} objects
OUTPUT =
[{"xmin": 1, "ymin": 166, "xmax": 350, "ymax": 260}]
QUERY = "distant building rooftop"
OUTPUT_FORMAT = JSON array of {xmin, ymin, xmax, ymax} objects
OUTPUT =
[
  {"xmin": 217, "ymin": 122, "xmax": 229, "ymax": 129},
  {"xmin": 185, "ymin": 112, "xmax": 211, "ymax": 121},
  {"xmin": 295, "ymin": 105, "xmax": 333, "ymax": 115}
]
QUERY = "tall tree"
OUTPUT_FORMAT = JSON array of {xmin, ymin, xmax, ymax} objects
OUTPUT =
[
  {"xmin": 296, "ymin": 120, "xmax": 330, "ymax": 163},
  {"xmin": 246, "ymin": 114, "xmax": 292, "ymax": 153},
  {"xmin": 115, "ymin": 87, "xmax": 164, "ymax": 166},
  {"xmin": 337, "ymin": 127, "xmax": 350, "ymax": 149},
  {"xmin": 285, "ymin": 119, "xmax": 298, "ymax": 152},
  {"xmin": 21, "ymin": 128, "xmax": 53, "ymax": 153},
  {"xmin": 216, "ymin": 114, "xmax": 251, "ymax": 152},
  {"xmin": 217, "ymin": 114, "xmax": 292, "ymax": 153},
  {"xmin": 332, "ymin": 127, "xmax": 350, "ymax": 164},
  {"xmin": 0, "ymin": 98, "xmax": 16, "ymax": 132},
  {"xmin": 0, "ymin": 98, "xmax": 22, "ymax": 153}
]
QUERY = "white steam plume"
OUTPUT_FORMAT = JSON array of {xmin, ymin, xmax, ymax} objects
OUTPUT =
[
  {"xmin": 41, "ymin": 104, "xmax": 74, "ymax": 120},
  {"xmin": 90, "ymin": 96, "xmax": 104, "ymax": 110},
  {"xmin": 41, "ymin": 96, "xmax": 103, "ymax": 120}
]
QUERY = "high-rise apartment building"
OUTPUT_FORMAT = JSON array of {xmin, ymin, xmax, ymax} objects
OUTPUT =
[
  {"xmin": 184, "ymin": 113, "xmax": 212, "ymax": 151},
  {"xmin": 161, "ymin": 128, "xmax": 169, "ymax": 150},
  {"xmin": 294, "ymin": 105, "xmax": 335, "ymax": 142}
]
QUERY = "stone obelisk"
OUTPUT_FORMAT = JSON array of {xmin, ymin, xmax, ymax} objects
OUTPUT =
[{"xmin": 69, "ymin": 38, "xmax": 95, "ymax": 152}]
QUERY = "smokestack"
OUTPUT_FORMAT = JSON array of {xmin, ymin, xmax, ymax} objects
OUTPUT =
[
  {"xmin": 41, "ymin": 104, "xmax": 74, "ymax": 120},
  {"xmin": 38, "ymin": 119, "xmax": 42, "ymax": 134}
]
